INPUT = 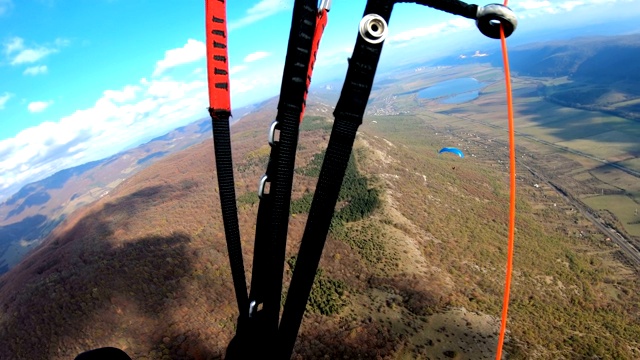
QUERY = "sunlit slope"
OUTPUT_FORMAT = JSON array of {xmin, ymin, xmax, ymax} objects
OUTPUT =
[
  {"xmin": 375, "ymin": 59, "xmax": 640, "ymax": 243},
  {"xmin": 359, "ymin": 113, "xmax": 640, "ymax": 358}
]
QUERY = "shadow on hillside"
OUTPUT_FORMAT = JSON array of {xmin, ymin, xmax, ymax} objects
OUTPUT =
[
  {"xmin": 44, "ymin": 184, "xmax": 194, "ymax": 251},
  {"xmin": 514, "ymin": 100, "xmax": 640, "ymax": 151},
  {"xmin": 0, "ymin": 185, "xmax": 226, "ymax": 360},
  {"xmin": 1, "ymin": 181, "xmax": 472, "ymax": 359},
  {"xmin": 589, "ymin": 161, "xmax": 640, "ymax": 184}
]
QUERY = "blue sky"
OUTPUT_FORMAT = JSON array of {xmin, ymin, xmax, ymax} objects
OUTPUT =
[{"xmin": 0, "ymin": 0, "xmax": 639, "ymax": 201}]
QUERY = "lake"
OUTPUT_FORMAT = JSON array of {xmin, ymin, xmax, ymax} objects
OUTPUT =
[{"xmin": 417, "ymin": 78, "xmax": 486, "ymax": 104}]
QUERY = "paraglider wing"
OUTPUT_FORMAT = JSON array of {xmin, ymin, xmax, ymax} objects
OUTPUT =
[{"xmin": 438, "ymin": 147, "xmax": 464, "ymax": 158}]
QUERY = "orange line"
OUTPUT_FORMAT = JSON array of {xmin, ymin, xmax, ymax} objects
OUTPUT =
[{"xmin": 495, "ymin": 21, "xmax": 516, "ymax": 360}]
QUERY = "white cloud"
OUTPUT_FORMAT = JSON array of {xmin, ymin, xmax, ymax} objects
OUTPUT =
[
  {"xmin": 231, "ymin": 74, "xmax": 276, "ymax": 97},
  {"xmin": 229, "ymin": 0, "xmax": 293, "ymax": 30},
  {"xmin": 0, "ymin": 71, "xmax": 209, "ymax": 195},
  {"xmin": 512, "ymin": 0, "xmax": 630, "ymax": 18},
  {"xmin": 243, "ymin": 51, "xmax": 270, "ymax": 63},
  {"xmin": 0, "ymin": 92, "xmax": 12, "ymax": 110},
  {"xmin": 27, "ymin": 100, "xmax": 53, "ymax": 113},
  {"xmin": 390, "ymin": 23, "xmax": 445, "ymax": 42},
  {"xmin": 518, "ymin": 0, "xmax": 552, "ymax": 10},
  {"xmin": 153, "ymin": 39, "xmax": 206, "ymax": 77},
  {"xmin": 230, "ymin": 65, "xmax": 247, "ymax": 75},
  {"xmin": 559, "ymin": 1, "xmax": 585, "ymax": 11},
  {"xmin": 0, "ymin": 0, "xmax": 13, "ymax": 16},
  {"xmin": 11, "ymin": 48, "xmax": 57, "ymax": 65},
  {"xmin": 0, "ymin": 34, "xmax": 283, "ymax": 199},
  {"xmin": 23, "ymin": 65, "xmax": 48, "ymax": 76},
  {"xmin": 314, "ymin": 46, "xmax": 352, "ymax": 68},
  {"xmin": 4, "ymin": 37, "xmax": 23, "ymax": 54},
  {"xmin": 103, "ymin": 85, "xmax": 141, "ymax": 103},
  {"xmin": 389, "ymin": 18, "xmax": 473, "ymax": 44},
  {"xmin": 4, "ymin": 36, "xmax": 68, "ymax": 65},
  {"xmin": 224, "ymin": 51, "xmax": 269, "ymax": 77},
  {"xmin": 229, "ymin": 61, "xmax": 283, "ymax": 104}
]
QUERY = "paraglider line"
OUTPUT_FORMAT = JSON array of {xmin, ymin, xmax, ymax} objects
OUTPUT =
[{"xmin": 495, "ymin": 10, "xmax": 516, "ymax": 360}]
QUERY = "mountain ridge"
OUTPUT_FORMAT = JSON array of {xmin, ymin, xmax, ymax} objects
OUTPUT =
[
  {"xmin": 1, "ymin": 33, "xmax": 640, "ymax": 359},
  {"xmin": 1, "ymin": 87, "xmax": 639, "ymax": 358},
  {"xmin": 0, "ymin": 101, "xmax": 260, "ymax": 275}
]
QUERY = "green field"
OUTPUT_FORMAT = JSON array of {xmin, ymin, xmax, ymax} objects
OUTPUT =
[
  {"xmin": 375, "ymin": 64, "xmax": 640, "ymax": 241},
  {"xmin": 583, "ymin": 195, "xmax": 640, "ymax": 237}
]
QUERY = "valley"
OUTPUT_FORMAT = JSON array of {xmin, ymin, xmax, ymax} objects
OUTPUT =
[{"xmin": 1, "ymin": 36, "xmax": 640, "ymax": 359}]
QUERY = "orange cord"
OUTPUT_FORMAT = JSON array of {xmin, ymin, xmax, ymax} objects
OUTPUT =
[{"xmin": 495, "ymin": 3, "xmax": 516, "ymax": 358}]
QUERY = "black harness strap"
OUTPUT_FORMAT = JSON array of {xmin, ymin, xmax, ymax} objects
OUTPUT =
[
  {"xmin": 210, "ymin": 110, "xmax": 248, "ymax": 314},
  {"xmin": 246, "ymin": 0, "xmax": 318, "ymax": 351},
  {"xmin": 205, "ymin": 0, "xmax": 248, "ymax": 322},
  {"xmin": 277, "ymin": 1, "xmax": 395, "ymax": 357},
  {"xmin": 277, "ymin": 0, "xmax": 492, "ymax": 357},
  {"xmin": 210, "ymin": 0, "xmax": 515, "ymax": 357},
  {"xmin": 404, "ymin": 0, "xmax": 477, "ymax": 18}
]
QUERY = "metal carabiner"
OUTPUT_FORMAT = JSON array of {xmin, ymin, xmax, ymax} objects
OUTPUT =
[
  {"xmin": 258, "ymin": 174, "xmax": 269, "ymax": 199},
  {"xmin": 248, "ymin": 300, "xmax": 258, "ymax": 318},
  {"xmin": 268, "ymin": 120, "xmax": 279, "ymax": 147}
]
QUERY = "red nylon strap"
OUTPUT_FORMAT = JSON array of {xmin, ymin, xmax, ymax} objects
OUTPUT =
[
  {"xmin": 300, "ymin": 9, "xmax": 328, "ymax": 122},
  {"xmin": 206, "ymin": 0, "xmax": 231, "ymax": 111}
]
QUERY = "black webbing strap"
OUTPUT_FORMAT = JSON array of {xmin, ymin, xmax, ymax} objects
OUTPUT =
[
  {"xmin": 205, "ymin": 0, "xmax": 249, "ymax": 328},
  {"xmin": 403, "ymin": 0, "xmax": 477, "ymax": 19},
  {"xmin": 210, "ymin": 109, "xmax": 249, "ymax": 319},
  {"xmin": 244, "ymin": 0, "xmax": 318, "ymax": 352},
  {"xmin": 276, "ymin": 0, "xmax": 486, "ymax": 357},
  {"xmin": 215, "ymin": 0, "xmax": 488, "ymax": 357},
  {"xmin": 263, "ymin": 0, "xmax": 318, "ymax": 331},
  {"xmin": 277, "ymin": 1, "xmax": 394, "ymax": 357}
]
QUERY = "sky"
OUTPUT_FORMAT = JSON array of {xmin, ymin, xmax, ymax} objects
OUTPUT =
[{"xmin": 1, "ymin": 0, "xmax": 639, "ymax": 201}]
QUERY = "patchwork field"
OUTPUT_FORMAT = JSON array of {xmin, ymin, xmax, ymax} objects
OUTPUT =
[{"xmin": 371, "ymin": 63, "xmax": 640, "ymax": 247}]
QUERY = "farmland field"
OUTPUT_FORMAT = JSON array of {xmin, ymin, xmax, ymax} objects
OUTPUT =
[{"xmin": 369, "ymin": 63, "xmax": 640, "ymax": 245}]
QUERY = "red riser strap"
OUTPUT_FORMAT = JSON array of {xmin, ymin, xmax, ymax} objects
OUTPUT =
[
  {"xmin": 300, "ymin": 9, "xmax": 328, "ymax": 122},
  {"xmin": 206, "ymin": 0, "xmax": 231, "ymax": 112}
]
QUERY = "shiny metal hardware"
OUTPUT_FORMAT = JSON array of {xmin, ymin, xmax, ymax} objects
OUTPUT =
[
  {"xmin": 359, "ymin": 14, "xmax": 388, "ymax": 44},
  {"xmin": 319, "ymin": 0, "xmax": 331, "ymax": 11},
  {"xmin": 249, "ymin": 300, "xmax": 258, "ymax": 318},
  {"xmin": 258, "ymin": 174, "xmax": 269, "ymax": 199},
  {"xmin": 268, "ymin": 120, "xmax": 279, "ymax": 147},
  {"xmin": 476, "ymin": 4, "xmax": 517, "ymax": 39}
]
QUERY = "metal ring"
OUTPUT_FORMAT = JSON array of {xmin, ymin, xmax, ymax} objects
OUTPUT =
[
  {"xmin": 476, "ymin": 4, "xmax": 517, "ymax": 39},
  {"xmin": 258, "ymin": 174, "xmax": 269, "ymax": 199},
  {"xmin": 268, "ymin": 120, "xmax": 278, "ymax": 147},
  {"xmin": 359, "ymin": 14, "xmax": 388, "ymax": 44}
]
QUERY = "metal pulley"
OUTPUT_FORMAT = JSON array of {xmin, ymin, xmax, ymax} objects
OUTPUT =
[
  {"xmin": 476, "ymin": 4, "xmax": 517, "ymax": 39},
  {"xmin": 359, "ymin": 13, "xmax": 388, "ymax": 44}
]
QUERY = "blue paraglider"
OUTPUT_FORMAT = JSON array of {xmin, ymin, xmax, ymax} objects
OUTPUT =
[{"xmin": 438, "ymin": 147, "xmax": 464, "ymax": 158}]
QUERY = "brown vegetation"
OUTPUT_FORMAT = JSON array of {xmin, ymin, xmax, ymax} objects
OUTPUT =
[{"xmin": 1, "ymin": 65, "xmax": 640, "ymax": 359}]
